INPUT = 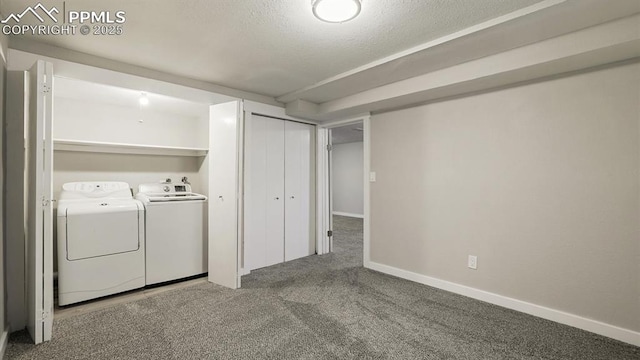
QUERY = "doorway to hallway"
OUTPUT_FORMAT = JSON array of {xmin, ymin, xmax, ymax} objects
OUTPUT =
[{"xmin": 328, "ymin": 122, "xmax": 364, "ymax": 263}]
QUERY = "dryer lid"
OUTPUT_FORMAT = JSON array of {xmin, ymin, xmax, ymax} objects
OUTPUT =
[{"xmin": 60, "ymin": 182, "xmax": 133, "ymax": 200}]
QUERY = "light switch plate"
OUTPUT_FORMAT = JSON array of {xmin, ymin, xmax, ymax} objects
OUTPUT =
[
  {"xmin": 468, "ymin": 255, "xmax": 477, "ymax": 270},
  {"xmin": 369, "ymin": 172, "xmax": 376, "ymax": 182}
]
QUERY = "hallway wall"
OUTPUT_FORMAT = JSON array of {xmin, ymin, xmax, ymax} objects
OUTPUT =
[{"xmin": 332, "ymin": 142, "xmax": 364, "ymax": 217}]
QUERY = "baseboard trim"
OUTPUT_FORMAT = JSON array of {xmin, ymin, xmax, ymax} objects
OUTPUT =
[
  {"xmin": 367, "ymin": 261, "xmax": 640, "ymax": 346},
  {"xmin": 332, "ymin": 211, "xmax": 364, "ymax": 219},
  {"xmin": 0, "ymin": 326, "xmax": 9, "ymax": 359}
]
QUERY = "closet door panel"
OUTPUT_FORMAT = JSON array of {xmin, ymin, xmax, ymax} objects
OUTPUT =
[
  {"xmin": 245, "ymin": 115, "xmax": 266, "ymax": 271},
  {"xmin": 264, "ymin": 117, "xmax": 285, "ymax": 267},
  {"xmin": 245, "ymin": 115, "xmax": 284, "ymax": 271},
  {"xmin": 284, "ymin": 121, "xmax": 314, "ymax": 261}
]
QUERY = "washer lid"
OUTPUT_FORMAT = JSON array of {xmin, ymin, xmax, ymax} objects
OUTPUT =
[{"xmin": 137, "ymin": 192, "xmax": 207, "ymax": 202}]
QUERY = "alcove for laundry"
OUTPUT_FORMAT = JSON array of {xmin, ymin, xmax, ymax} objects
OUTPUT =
[{"xmin": 4, "ymin": 55, "xmax": 239, "ymax": 343}]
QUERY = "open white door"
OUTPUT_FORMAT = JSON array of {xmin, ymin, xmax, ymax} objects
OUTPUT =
[
  {"xmin": 315, "ymin": 127, "xmax": 332, "ymax": 255},
  {"xmin": 26, "ymin": 60, "xmax": 54, "ymax": 344},
  {"xmin": 208, "ymin": 101, "xmax": 242, "ymax": 289},
  {"xmin": 327, "ymin": 129, "xmax": 334, "ymax": 252}
]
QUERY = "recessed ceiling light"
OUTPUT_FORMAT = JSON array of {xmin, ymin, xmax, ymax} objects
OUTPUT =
[
  {"xmin": 312, "ymin": 0, "xmax": 362, "ymax": 23},
  {"xmin": 139, "ymin": 92, "xmax": 149, "ymax": 106}
]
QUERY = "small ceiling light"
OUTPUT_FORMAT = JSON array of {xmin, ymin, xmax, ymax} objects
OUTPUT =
[
  {"xmin": 312, "ymin": 0, "xmax": 362, "ymax": 23},
  {"xmin": 139, "ymin": 92, "xmax": 149, "ymax": 106}
]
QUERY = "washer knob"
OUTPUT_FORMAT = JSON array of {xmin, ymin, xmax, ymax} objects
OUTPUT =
[{"xmin": 163, "ymin": 185, "xmax": 171, "ymax": 192}]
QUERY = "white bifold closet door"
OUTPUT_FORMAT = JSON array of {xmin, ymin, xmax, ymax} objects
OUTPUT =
[
  {"xmin": 284, "ymin": 121, "xmax": 313, "ymax": 261},
  {"xmin": 245, "ymin": 115, "xmax": 314, "ymax": 271},
  {"xmin": 245, "ymin": 115, "xmax": 285, "ymax": 270}
]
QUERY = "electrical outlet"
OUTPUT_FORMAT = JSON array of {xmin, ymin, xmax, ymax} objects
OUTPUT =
[{"xmin": 468, "ymin": 255, "xmax": 478, "ymax": 270}]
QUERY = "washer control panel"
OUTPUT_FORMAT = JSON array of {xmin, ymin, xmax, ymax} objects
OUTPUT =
[{"xmin": 139, "ymin": 183, "xmax": 193, "ymax": 195}]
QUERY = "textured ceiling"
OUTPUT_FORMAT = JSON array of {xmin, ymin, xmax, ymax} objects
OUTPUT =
[
  {"xmin": 332, "ymin": 123, "xmax": 364, "ymax": 145},
  {"xmin": 1, "ymin": 0, "xmax": 543, "ymax": 98}
]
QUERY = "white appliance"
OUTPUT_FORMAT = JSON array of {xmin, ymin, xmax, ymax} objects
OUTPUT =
[
  {"xmin": 136, "ymin": 182, "xmax": 208, "ymax": 285},
  {"xmin": 57, "ymin": 182, "xmax": 145, "ymax": 306}
]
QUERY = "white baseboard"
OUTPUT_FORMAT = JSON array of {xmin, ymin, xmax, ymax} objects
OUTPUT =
[
  {"xmin": 332, "ymin": 211, "xmax": 364, "ymax": 219},
  {"xmin": 367, "ymin": 261, "xmax": 640, "ymax": 347},
  {"xmin": 0, "ymin": 326, "xmax": 8, "ymax": 359}
]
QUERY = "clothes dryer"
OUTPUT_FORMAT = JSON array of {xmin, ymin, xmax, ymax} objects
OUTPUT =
[{"xmin": 57, "ymin": 182, "xmax": 145, "ymax": 306}]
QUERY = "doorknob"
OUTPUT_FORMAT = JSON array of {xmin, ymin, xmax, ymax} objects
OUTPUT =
[
  {"xmin": 275, "ymin": 197, "xmax": 280, "ymax": 200},
  {"xmin": 218, "ymin": 195, "xmax": 224, "ymax": 201},
  {"xmin": 290, "ymin": 196, "xmax": 295, "ymax": 199}
]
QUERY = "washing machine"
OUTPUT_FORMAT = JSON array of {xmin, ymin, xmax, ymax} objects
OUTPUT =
[
  {"xmin": 136, "ymin": 183, "xmax": 208, "ymax": 285},
  {"xmin": 57, "ymin": 182, "xmax": 145, "ymax": 306}
]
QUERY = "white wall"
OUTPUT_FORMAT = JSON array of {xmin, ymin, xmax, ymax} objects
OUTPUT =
[
  {"xmin": 332, "ymin": 142, "xmax": 363, "ymax": 217},
  {"xmin": 369, "ymin": 62, "xmax": 640, "ymax": 338},
  {"xmin": 54, "ymin": 97, "xmax": 209, "ymax": 148}
]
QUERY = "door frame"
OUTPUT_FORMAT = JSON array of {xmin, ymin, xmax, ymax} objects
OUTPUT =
[{"xmin": 316, "ymin": 114, "xmax": 371, "ymax": 267}]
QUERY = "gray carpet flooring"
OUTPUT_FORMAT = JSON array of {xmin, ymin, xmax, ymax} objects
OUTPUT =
[{"xmin": 6, "ymin": 216, "xmax": 639, "ymax": 359}]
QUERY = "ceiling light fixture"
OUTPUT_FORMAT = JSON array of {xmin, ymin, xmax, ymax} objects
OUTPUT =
[
  {"xmin": 139, "ymin": 92, "xmax": 149, "ymax": 106},
  {"xmin": 312, "ymin": 0, "xmax": 362, "ymax": 23}
]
